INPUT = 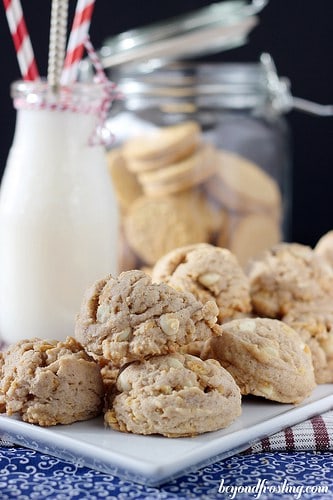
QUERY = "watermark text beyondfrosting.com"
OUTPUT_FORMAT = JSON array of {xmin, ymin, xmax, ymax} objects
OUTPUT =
[{"xmin": 218, "ymin": 478, "xmax": 330, "ymax": 499}]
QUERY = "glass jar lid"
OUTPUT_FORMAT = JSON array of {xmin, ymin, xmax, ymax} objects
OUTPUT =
[
  {"xmin": 100, "ymin": 0, "xmax": 268, "ymax": 69},
  {"xmin": 93, "ymin": 1, "xmax": 333, "ymax": 118}
]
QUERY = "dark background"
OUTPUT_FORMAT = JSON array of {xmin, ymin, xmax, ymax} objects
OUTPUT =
[{"xmin": 1, "ymin": 0, "xmax": 333, "ymax": 246}]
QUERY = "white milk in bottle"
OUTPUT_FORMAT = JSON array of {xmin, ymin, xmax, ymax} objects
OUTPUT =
[{"xmin": 0, "ymin": 81, "xmax": 118, "ymax": 343}]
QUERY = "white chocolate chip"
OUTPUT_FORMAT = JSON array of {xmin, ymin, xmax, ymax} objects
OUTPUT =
[
  {"xmin": 302, "ymin": 343, "xmax": 312, "ymax": 357},
  {"xmin": 202, "ymin": 300, "xmax": 219, "ymax": 319},
  {"xmin": 117, "ymin": 369, "xmax": 132, "ymax": 392},
  {"xmin": 186, "ymin": 354, "xmax": 202, "ymax": 363},
  {"xmin": 160, "ymin": 314, "xmax": 180, "ymax": 336},
  {"xmin": 115, "ymin": 328, "xmax": 131, "ymax": 342},
  {"xmin": 183, "ymin": 378, "xmax": 196, "ymax": 388},
  {"xmin": 320, "ymin": 335, "xmax": 333, "ymax": 356},
  {"xmin": 198, "ymin": 272, "xmax": 220, "ymax": 288},
  {"xmin": 239, "ymin": 319, "xmax": 256, "ymax": 332},
  {"xmin": 166, "ymin": 356, "xmax": 184, "ymax": 369},
  {"xmin": 261, "ymin": 345, "xmax": 279, "ymax": 358},
  {"xmin": 186, "ymin": 355, "xmax": 207, "ymax": 374},
  {"xmin": 97, "ymin": 303, "xmax": 112, "ymax": 323},
  {"xmin": 159, "ymin": 385, "xmax": 172, "ymax": 395},
  {"xmin": 257, "ymin": 383, "xmax": 274, "ymax": 398}
]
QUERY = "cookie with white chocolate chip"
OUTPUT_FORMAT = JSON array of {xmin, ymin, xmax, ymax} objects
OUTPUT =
[
  {"xmin": 247, "ymin": 242, "xmax": 333, "ymax": 318},
  {"xmin": 152, "ymin": 243, "xmax": 252, "ymax": 323},
  {"xmin": 75, "ymin": 270, "xmax": 221, "ymax": 368},
  {"xmin": 314, "ymin": 230, "xmax": 333, "ymax": 268},
  {"xmin": 104, "ymin": 353, "xmax": 241, "ymax": 437},
  {"xmin": 201, "ymin": 317, "xmax": 316, "ymax": 404},
  {"xmin": 0, "ymin": 337, "xmax": 105, "ymax": 426},
  {"xmin": 283, "ymin": 300, "xmax": 333, "ymax": 384}
]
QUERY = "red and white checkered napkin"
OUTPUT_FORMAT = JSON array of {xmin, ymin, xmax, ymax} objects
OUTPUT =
[{"xmin": 246, "ymin": 410, "xmax": 333, "ymax": 452}]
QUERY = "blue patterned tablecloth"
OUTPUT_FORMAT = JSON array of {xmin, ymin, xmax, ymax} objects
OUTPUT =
[{"xmin": 0, "ymin": 446, "xmax": 332, "ymax": 499}]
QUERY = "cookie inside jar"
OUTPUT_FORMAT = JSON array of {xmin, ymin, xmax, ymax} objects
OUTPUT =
[{"xmin": 107, "ymin": 120, "xmax": 284, "ymax": 271}]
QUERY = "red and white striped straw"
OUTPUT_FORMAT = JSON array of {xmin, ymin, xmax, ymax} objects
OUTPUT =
[
  {"xmin": 61, "ymin": 0, "xmax": 95, "ymax": 85},
  {"xmin": 3, "ymin": 0, "xmax": 39, "ymax": 81}
]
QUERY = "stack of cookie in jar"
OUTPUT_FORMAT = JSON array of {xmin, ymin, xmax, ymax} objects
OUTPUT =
[{"xmin": 108, "ymin": 120, "xmax": 282, "ymax": 270}]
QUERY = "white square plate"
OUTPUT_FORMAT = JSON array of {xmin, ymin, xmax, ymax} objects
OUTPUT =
[{"xmin": 1, "ymin": 384, "xmax": 332, "ymax": 486}]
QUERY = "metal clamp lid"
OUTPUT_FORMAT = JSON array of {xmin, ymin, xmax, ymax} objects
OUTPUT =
[
  {"xmin": 100, "ymin": 0, "xmax": 268, "ymax": 69},
  {"xmin": 261, "ymin": 53, "xmax": 333, "ymax": 117}
]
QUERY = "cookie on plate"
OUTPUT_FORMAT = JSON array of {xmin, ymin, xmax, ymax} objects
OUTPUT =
[
  {"xmin": 201, "ymin": 317, "xmax": 316, "ymax": 404},
  {"xmin": 0, "ymin": 337, "xmax": 104, "ymax": 426},
  {"xmin": 105, "ymin": 353, "xmax": 241, "ymax": 437},
  {"xmin": 314, "ymin": 230, "xmax": 333, "ymax": 268},
  {"xmin": 283, "ymin": 300, "xmax": 333, "ymax": 384},
  {"xmin": 246, "ymin": 243, "xmax": 333, "ymax": 318},
  {"xmin": 152, "ymin": 243, "xmax": 252, "ymax": 323},
  {"xmin": 75, "ymin": 270, "xmax": 221, "ymax": 368}
]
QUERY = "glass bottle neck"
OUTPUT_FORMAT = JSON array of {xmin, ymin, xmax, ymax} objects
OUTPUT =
[{"xmin": 11, "ymin": 80, "xmax": 109, "ymax": 112}]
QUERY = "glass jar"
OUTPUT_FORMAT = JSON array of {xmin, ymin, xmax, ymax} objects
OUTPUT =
[
  {"xmin": 0, "ymin": 81, "xmax": 118, "ymax": 343},
  {"xmin": 105, "ymin": 57, "xmax": 291, "ymax": 271}
]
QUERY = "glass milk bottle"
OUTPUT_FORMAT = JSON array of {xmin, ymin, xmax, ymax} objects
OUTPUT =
[{"xmin": 0, "ymin": 80, "xmax": 118, "ymax": 343}]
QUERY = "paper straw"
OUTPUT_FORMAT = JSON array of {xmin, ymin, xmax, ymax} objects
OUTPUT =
[
  {"xmin": 47, "ymin": 0, "xmax": 69, "ymax": 91},
  {"xmin": 3, "ymin": 0, "xmax": 39, "ymax": 80},
  {"xmin": 61, "ymin": 0, "xmax": 95, "ymax": 85}
]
